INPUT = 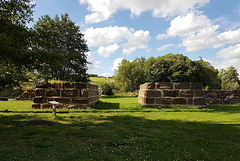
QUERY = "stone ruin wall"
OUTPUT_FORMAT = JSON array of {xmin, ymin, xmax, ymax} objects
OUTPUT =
[
  {"xmin": 204, "ymin": 90, "xmax": 240, "ymax": 104},
  {"xmin": 16, "ymin": 82, "xmax": 240, "ymax": 106},
  {"xmin": 16, "ymin": 90, "xmax": 35, "ymax": 100},
  {"xmin": 138, "ymin": 82, "xmax": 205, "ymax": 106},
  {"xmin": 32, "ymin": 82, "xmax": 99, "ymax": 109}
]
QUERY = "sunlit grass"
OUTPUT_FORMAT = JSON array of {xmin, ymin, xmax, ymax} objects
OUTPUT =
[
  {"xmin": 1, "ymin": 96, "xmax": 240, "ymax": 160},
  {"xmin": 89, "ymin": 77, "xmax": 114, "ymax": 85}
]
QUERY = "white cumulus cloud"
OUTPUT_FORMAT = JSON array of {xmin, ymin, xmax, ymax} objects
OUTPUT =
[
  {"xmin": 86, "ymin": 52, "xmax": 103, "ymax": 74},
  {"xmin": 156, "ymin": 11, "xmax": 214, "ymax": 39},
  {"xmin": 157, "ymin": 11, "xmax": 240, "ymax": 52},
  {"xmin": 80, "ymin": 0, "xmax": 209, "ymax": 23},
  {"xmin": 204, "ymin": 44, "xmax": 240, "ymax": 76},
  {"xmin": 217, "ymin": 44, "xmax": 240, "ymax": 60},
  {"xmin": 112, "ymin": 58, "xmax": 124, "ymax": 71},
  {"xmin": 84, "ymin": 26, "xmax": 129, "ymax": 47},
  {"xmin": 84, "ymin": 26, "xmax": 150, "ymax": 56},
  {"xmin": 122, "ymin": 30, "xmax": 150, "ymax": 55},
  {"xmin": 157, "ymin": 44, "xmax": 174, "ymax": 52},
  {"xmin": 97, "ymin": 44, "xmax": 120, "ymax": 57}
]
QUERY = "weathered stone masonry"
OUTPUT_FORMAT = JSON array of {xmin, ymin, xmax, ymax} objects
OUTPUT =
[
  {"xmin": 204, "ymin": 90, "xmax": 240, "ymax": 104},
  {"xmin": 16, "ymin": 90, "xmax": 35, "ymax": 100},
  {"xmin": 32, "ymin": 82, "xmax": 99, "ymax": 109},
  {"xmin": 138, "ymin": 82, "xmax": 205, "ymax": 106}
]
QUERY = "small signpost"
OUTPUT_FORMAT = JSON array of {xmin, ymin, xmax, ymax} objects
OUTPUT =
[{"xmin": 49, "ymin": 101, "xmax": 60, "ymax": 116}]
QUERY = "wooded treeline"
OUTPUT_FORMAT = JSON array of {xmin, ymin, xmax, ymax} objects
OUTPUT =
[
  {"xmin": 114, "ymin": 54, "xmax": 240, "ymax": 92},
  {"xmin": 1, "ymin": 0, "xmax": 89, "ymax": 88}
]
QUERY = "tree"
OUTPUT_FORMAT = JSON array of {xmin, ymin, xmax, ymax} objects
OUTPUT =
[
  {"xmin": 143, "ymin": 54, "xmax": 221, "ymax": 89},
  {"xmin": 144, "ymin": 54, "xmax": 197, "ymax": 82},
  {"xmin": 218, "ymin": 66, "xmax": 240, "ymax": 90},
  {"xmin": 115, "ymin": 58, "xmax": 145, "ymax": 92},
  {"xmin": 32, "ymin": 13, "xmax": 89, "ymax": 82},
  {"xmin": 0, "ymin": 0, "xmax": 35, "ymax": 88},
  {"xmin": 101, "ymin": 82, "xmax": 114, "ymax": 95},
  {"xmin": 0, "ymin": 61, "xmax": 28, "ymax": 88},
  {"xmin": 193, "ymin": 59, "xmax": 221, "ymax": 89}
]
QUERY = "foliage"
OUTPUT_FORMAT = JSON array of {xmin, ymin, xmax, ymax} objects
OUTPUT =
[
  {"xmin": 89, "ymin": 74, "xmax": 98, "ymax": 77},
  {"xmin": 89, "ymin": 77, "xmax": 115, "ymax": 95},
  {"xmin": 101, "ymin": 82, "xmax": 115, "ymax": 95},
  {"xmin": 1, "ymin": 98, "xmax": 240, "ymax": 160},
  {"xmin": 193, "ymin": 58, "xmax": 221, "ymax": 89},
  {"xmin": 0, "ymin": 88, "xmax": 23, "ymax": 98},
  {"xmin": 0, "ymin": 0, "xmax": 35, "ymax": 88},
  {"xmin": 218, "ymin": 66, "xmax": 240, "ymax": 90},
  {"xmin": 32, "ymin": 13, "xmax": 89, "ymax": 82},
  {"xmin": 115, "ymin": 54, "xmax": 221, "ymax": 91},
  {"xmin": 139, "ymin": 54, "xmax": 220, "ymax": 90},
  {"xmin": 0, "ymin": 0, "xmax": 35, "ymax": 25},
  {"xmin": 115, "ymin": 57, "xmax": 145, "ymax": 92},
  {"xmin": 0, "ymin": 61, "xmax": 28, "ymax": 88},
  {"xmin": 144, "ymin": 54, "xmax": 199, "ymax": 82}
]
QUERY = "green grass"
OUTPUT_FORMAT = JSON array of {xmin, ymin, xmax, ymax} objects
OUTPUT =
[
  {"xmin": 1, "ymin": 96, "xmax": 240, "ymax": 160},
  {"xmin": 90, "ymin": 77, "xmax": 114, "ymax": 86}
]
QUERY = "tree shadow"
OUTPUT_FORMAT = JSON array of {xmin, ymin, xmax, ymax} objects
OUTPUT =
[
  {"xmin": 0, "ymin": 114, "xmax": 240, "ymax": 160},
  {"xmin": 92, "ymin": 100, "xmax": 120, "ymax": 109},
  {"xmin": 207, "ymin": 103, "xmax": 240, "ymax": 113}
]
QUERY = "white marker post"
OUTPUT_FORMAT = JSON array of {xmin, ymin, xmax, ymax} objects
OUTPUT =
[{"xmin": 49, "ymin": 101, "xmax": 60, "ymax": 116}]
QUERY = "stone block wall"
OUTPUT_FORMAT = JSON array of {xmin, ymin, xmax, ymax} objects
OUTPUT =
[
  {"xmin": 204, "ymin": 90, "xmax": 240, "ymax": 104},
  {"xmin": 138, "ymin": 82, "xmax": 205, "ymax": 106},
  {"xmin": 16, "ymin": 90, "xmax": 35, "ymax": 100},
  {"xmin": 32, "ymin": 82, "xmax": 99, "ymax": 109}
]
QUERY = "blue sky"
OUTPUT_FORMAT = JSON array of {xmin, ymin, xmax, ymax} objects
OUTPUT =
[{"xmin": 31, "ymin": 0, "xmax": 240, "ymax": 76}]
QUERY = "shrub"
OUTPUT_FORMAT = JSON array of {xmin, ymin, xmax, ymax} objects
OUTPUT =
[{"xmin": 101, "ymin": 82, "xmax": 114, "ymax": 95}]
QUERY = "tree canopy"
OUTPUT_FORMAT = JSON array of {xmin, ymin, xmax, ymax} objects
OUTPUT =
[
  {"xmin": 218, "ymin": 66, "xmax": 240, "ymax": 90},
  {"xmin": 32, "ymin": 13, "xmax": 89, "ymax": 82},
  {"xmin": 115, "ymin": 57, "xmax": 145, "ymax": 92},
  {"xmin": 0, "ymin": 0, "xmax": 35, "ymax": 88},
  {"xmin": 115, "ymin": 54, "xmax": 223, "ymax": 92},
  {"xmin": 144, "ymin": 54, "xmax": 197, "ymax": 82},
  {"xmin": 193, "ymin": 58, "xmax": 221, "ymax": 89}
]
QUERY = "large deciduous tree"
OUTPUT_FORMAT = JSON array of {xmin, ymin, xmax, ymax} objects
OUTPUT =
[
  {"xmin": 32, "ymin": 13, "xmax": 89, "ymax": 82},
  {"xmin": 193, "ymin": 58, "xmax": 221, "ymax": 89},
  {"xmin": 115, "ymin": 58, "xmax": 145, "ymax": 92},
  {"xmin": 0, "ymin": 0, "xmax": 35, "ymax": 88},
  {"xmin": 218, "ymin": 66, "xmax": 240, "ymax": 90},
  {"xmin": 144, "ymin": 54, "xmax": 221, "ymax": 89},
  {"xmin": 144, "ymin": 54, "xmax": 197, "ymax": 82}
]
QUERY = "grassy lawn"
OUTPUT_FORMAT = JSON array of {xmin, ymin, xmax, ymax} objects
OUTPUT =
[
  {"xmin": 90, "ymin": 77, "xmax": 114, "ymax": 85},
  {"xmin": 0, "ymin": 96, "xmax": 240, "ymax": 160}
]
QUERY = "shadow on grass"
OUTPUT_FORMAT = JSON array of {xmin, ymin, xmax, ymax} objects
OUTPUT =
[
  {"xmin": 207, "ymin": 103, "xmax": 240, "ymax": 113},
  {"xmin": 2, "ymin": 103, "xmax": 240, "ymax": 114},
  {"xmin": 92, "ymin": 100, "xmax": 120, "ymax": 110},
  {"xmin": 0, "ymin": 114, "xmax": 240, "ymax": 160}
]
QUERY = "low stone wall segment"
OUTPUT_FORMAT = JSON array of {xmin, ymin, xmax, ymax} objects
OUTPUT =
[
  {"xmin": 32, "ymin": 82, "xmax": 99, "ymax": 109},
  {"xmin": 138, "ymin": 82, "xmax": 205, "ymax": 106},
  {"xmin": 16, "ymin": 90, "xmax": 35, "ymax": 100},
  {"xmin": 204, "ymin": 90, "xmax": 240, "ymax": 104}
]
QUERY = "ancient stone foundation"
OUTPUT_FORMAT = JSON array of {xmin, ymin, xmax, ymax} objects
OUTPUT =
[
  {"xmin": 138, "ymin": 82, "xmax": 205, "ymax": 106},
  {"xmin": 32, "ymin": 82, "xmax": 99, "ymax": 109},
  {"xmin": 16, "ymin": 90, "xmax": 35, "ymax": 100},
  {"xmin": 204, "ymin": 90, "xmax": 240, "ymax": 104}
]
